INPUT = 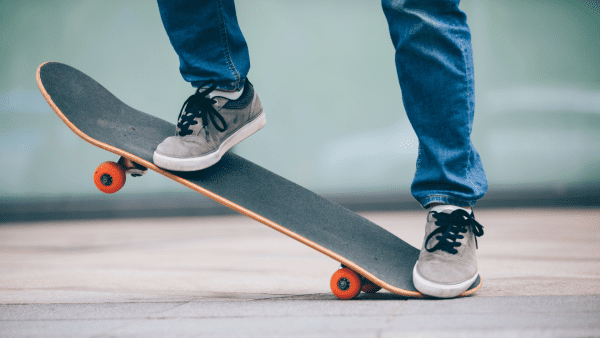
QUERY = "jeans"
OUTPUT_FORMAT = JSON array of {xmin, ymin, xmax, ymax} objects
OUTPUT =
[
  {"xmin": 157, "ymin": 0, "xmax": 249, "ymax": 91},
  {"xmin": 157, "ymin": 0, "xmax": 488, "ymax": 208}
]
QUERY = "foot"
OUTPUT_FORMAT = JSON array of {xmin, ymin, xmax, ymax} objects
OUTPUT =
[
  {"xmin": 153, "ymin": 80, "xmax": 265, "ymax": 171},
  {"xmin": 413, "ymin": 205, "xmax": 484, "ymax": 298}
]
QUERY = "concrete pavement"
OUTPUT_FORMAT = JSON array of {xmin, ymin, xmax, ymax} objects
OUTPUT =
[{"xmin": 1, "ymin": 209, "xmax": 599, "ymax": 337}]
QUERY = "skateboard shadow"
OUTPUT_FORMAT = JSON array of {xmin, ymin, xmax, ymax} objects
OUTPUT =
[
  {"xmin": 259, "ymin": 293, "xmax": 414, "ymax": 301},
  {"xmin": 260, "ymin": 292, "xmax": 479, "ymax": 301}
]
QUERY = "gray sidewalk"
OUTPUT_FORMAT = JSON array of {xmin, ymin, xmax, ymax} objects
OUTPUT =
[{"xmin": 1, "ymin": 209, "xmax": 599, "ymax": 337}]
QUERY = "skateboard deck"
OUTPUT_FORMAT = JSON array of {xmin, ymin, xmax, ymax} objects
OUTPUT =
[{"xmin": 37, "ymin": 62, "xmax": 481, "ymax": 299}]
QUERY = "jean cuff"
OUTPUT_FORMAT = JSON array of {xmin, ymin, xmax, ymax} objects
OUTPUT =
[{"xmin": 419, "ymin": 195, "xmax": 477, "ymax": 209}]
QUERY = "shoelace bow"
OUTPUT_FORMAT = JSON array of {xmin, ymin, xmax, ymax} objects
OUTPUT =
[
  {"xmin": 177, "ymin": 80, "xmax": 227, "ymax": 141},
  {"xmin": 424, "ymin": 209, "xmax": 484, "ymax": 254}
]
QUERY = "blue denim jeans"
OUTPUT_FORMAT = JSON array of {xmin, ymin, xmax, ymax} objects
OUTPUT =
[
  {"xmin": 157, "ymin": 0, "xmax": 488, "ymax": 208},
  {"xmin": 157, "ymin": 0, "xmax": 249, "ymax": 91}
]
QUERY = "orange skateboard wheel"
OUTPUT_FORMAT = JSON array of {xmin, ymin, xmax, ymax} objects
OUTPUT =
[
  {"xmin": 330, "ymin": 267, "xmax": 362, "ymax": 300},
  {"xmin": 93, "ymin": 161, "xmax": 126, "ymax": 194},
  {"xmin": 361, "ymin": 280, "xmax": 382, "ymax": 294}
]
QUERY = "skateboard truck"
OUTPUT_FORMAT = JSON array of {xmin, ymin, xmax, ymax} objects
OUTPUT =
[
  {"xmin": 92, "ymin": 157, "xmax": 148, "ymax": 194},
  {"xmin": 330, "ymin": 264, "xmax": 382, "ymax": 300}
]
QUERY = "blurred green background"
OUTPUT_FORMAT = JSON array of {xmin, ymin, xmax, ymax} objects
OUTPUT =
[{"xmin": 1, "ymin": 0, "xmax": 599, "ymax": 216}]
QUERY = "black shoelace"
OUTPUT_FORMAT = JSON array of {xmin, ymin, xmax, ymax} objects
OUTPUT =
[
  {"xmin": 177, "ymin": 80, "xmax": 227, "ymax": 141},
  {"xmin": 424, "ymin": 209, "xmax": 484, "ymax": 254}
]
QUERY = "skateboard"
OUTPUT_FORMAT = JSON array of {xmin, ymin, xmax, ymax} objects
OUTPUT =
[{"xmin": 37, "ymin": 62, "xmax": 481, "ymax": 299}]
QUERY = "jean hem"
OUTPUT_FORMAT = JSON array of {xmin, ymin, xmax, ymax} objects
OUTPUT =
[{"xmin": 419, "ymin": 195, "xmax": 477, "ymax": 209}]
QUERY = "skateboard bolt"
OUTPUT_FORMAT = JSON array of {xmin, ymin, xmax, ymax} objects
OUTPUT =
[
  {"xmin": 100, "ymin": 174, "xmax": 113, "ymax": 186},
  {"xmin": 337, "ymin": 277, "xmax": 351, "ymax": 291}
]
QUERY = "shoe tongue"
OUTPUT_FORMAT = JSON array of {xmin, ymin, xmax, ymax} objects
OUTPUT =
[{"xmin": 430, "ymin": 205, "xmax": 472, "ymax": 214}]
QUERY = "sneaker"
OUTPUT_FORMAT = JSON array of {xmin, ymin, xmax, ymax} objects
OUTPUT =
[
  {"xmin": 413, "ymin": 205, "xmax": 484, "ymax": 298},
  {"xmin": 153, "ymin": 79, "xmax": 265, "ymax": 171}
]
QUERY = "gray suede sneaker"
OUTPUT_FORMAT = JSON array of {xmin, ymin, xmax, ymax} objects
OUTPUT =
[
  {"xmin": 413, "ymin": 205, "xmax": 484, "ymax": 298},
  {"xmin": 153, "ymin": 79, "xmax": 265, "ymax": 171}
]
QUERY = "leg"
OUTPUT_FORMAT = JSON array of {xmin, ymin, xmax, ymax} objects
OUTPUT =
[
  {"xmin": 382, "ymin": 0, "xmax": 486, "ymax": 298},
  {"xmin": 382, "ymin": 0, "xmax": 487, "ymax": 208},
  {"xmin": 154, "ymin": 0, "xmax": 265, "ymax": 171},
  {"xmin": 157, "ymin": 0, "xmax": 249, "ymax": 91}
]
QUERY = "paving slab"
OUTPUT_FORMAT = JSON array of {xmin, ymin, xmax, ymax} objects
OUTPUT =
[
  {"xmin": 384, "ymin": 295, "xmax": 600, "ymax": 335},
  {"xmin": 0, "ymin": 209, "xmax": 598, "ymax": 337},
  {"xmin": 0, "ymin": 296, "xmax": 598, "ymax": 337}
]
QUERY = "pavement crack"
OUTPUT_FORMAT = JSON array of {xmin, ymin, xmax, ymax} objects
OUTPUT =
[
  {"xmin": 376, "ymin": 300, "xmax": 406, "ymax": 338},
  {"xmin": 145, "ymin": 300, "xmax": 192, "ymax": 319}
]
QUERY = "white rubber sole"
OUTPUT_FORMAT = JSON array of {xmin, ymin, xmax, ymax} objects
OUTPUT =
[
  {"xmin": 413, "ymin": 262, "xmax": 478, "ymax": 298},
  {"xmin": 153, "ymin": 111, "xmax": 266, "ymax": 171}
]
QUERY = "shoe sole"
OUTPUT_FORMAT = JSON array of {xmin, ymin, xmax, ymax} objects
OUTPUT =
[
  {"xmin": 153, "ymin": 111, "xmax": 266, "ymax": 171},
  {"xmin": 412, "ymin": 262, "xmax": 478, "ymax": 298}
]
